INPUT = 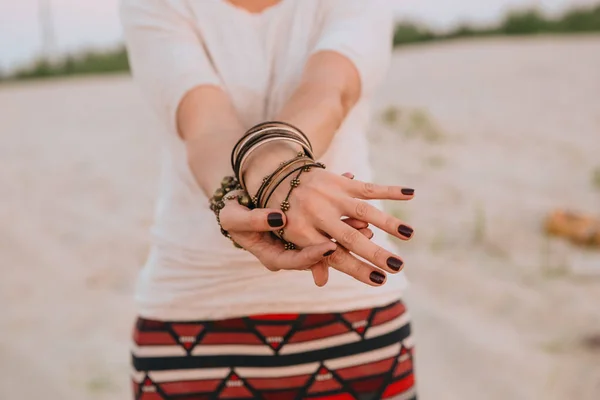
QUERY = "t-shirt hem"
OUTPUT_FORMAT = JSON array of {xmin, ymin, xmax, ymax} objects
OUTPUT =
[{"xmin": 135, "ymin": 290, "xmax": 406, "ymax": 322}]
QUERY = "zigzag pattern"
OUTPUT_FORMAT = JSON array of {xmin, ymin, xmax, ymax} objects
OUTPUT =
[{"xmin": 132, "ymin": 301, "xmax": 416, "ymax": 400}]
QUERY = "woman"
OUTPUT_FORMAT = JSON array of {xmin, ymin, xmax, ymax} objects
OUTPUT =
[{"xmin": 121, "ymin": 0, "xmax": 416, "ymax": 399}]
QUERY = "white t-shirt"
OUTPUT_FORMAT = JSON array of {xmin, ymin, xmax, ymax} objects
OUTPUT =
[{"xmin": 121, "ymin": 0, "xmax": 408, "ymax": 321}]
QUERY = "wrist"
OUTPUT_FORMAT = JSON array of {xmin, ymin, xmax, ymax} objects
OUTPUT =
[{"xmin": 244, "ymin": 141, "xmax": 300, "ymax": 196}]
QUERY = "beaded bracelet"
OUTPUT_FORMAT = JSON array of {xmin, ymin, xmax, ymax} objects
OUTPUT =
[
  {"xmin": 253, "ymin": 154, "xmax": 312, "ymax": 208},
  {"xmin": 209, "ymin": 176, "xmax": 251, "ymax": 249},
  {"xmin": 264, "ymin": 161, "xmax": 327, "ymax": 250}
]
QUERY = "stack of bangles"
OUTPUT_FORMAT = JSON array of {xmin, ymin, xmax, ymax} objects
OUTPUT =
[{"xmin": 209, "ymin": 121, "xmax": 325, "ymax": 250}]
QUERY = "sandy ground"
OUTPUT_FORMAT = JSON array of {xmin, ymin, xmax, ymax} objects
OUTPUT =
[{"xmin": 1, "ymin": 36, "xmax": 600, "ymax": 399}]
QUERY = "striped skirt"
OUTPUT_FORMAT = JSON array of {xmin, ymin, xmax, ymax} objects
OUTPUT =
[{"xmin": 131, "ymin": 300, "xmax": 416, "ymax": 400}]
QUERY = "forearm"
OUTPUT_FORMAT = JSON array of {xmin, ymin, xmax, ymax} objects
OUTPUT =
[
  {"xmin": 177, "ymin": 86, "xmax": 245, "ymax": 196},
  {"xmin": 276, "ymin": 83, "xmax": 347, "ymax": 159},
  {"xmin": 245, "ymin": 51, "xmax": 361, "ymax": 194}
]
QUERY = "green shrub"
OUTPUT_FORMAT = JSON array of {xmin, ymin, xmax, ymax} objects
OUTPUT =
[
  {"xmin": 3, "ymin": 47, "xmax": 129, "ymax": 82},
  {"xmin": 393, "ymin": 4, "xmax": 600, "ymax": 47}
]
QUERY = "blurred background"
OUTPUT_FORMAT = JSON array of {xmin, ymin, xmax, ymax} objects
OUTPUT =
[{"xmin": 1, "ymin": 0, "xmax": 599, "ymax": 399}]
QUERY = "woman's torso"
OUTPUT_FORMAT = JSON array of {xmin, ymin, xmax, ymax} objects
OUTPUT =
[{"xmin": 136, "ymin": 0, "xmax": 408, "ymax": 321}]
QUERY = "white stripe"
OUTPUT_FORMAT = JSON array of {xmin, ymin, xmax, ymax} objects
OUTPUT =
[
  {"xmin": 234, "ymin": 362, "xmax": 320, "ymax": 378},
  {"xmin": 191, "ymin": 344, "xmax": 274, "ymax": 356},
  {"xmin": 324, "ymin": 342, "xmax": 402, "ymax": 370},
  {"xmin": 149, "ymin": 368, "xmax": 230, "ymax": 382},
  {"xmin": 402, "ymin": 333, "xmax": 415, "ymax": 349},
  {"xmin": 398, "ymin": 352, "xmax": 410, "ymax": 363},
  {"xmin": 131, "ymin": 344, "xmax": 187, "ymax": 357},
  {"xmin": 365, "ymin": 313, "xmax": 410, "ymax": 339},
  {"xmin": 278, "ymin": 331, "xmax": 361, "ymax": 355},
  {"xmin": 131, "ymin": 370, "xmax": 145, "ymax": 383}
]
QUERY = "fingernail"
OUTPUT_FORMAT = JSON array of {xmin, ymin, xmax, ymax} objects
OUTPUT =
[
  {"xmin": 386, "ymin": 257, "xmax": 404, "ymax": 271},
  {"xmin": 267, "ymin": 213, "xmax": 284, "ymax": 228},
  {"xmin": 323, "ymin": 249, "xmax": 336, "ymax": 257},
  {"xmin": 368, "ymin": 230, "xmax": 374, "ymax": 239},
  {"xmin": 370, "ymin": 271, "xmax": 386, "ymax": 284},
  {"xmin": 401, "ymin": 188, "xmax": 414, "ymax": 196},
  {"xmin": 398, "ymin": 225, "xmax": 414, "ymax": 238},
  {"xmin": 347, "ymin": 173, "xmax": 355, "ymax": 180}
]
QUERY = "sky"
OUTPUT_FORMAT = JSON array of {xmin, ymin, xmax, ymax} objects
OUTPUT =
[{"xmin": 0, "ymin": 0, "xmax": 596, "ymax": 72}]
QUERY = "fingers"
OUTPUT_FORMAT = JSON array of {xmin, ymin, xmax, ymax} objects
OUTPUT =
[
  {"xmin": 324, "ymin": 246, "xmax": 388, "ymax": 287},
  {"xmin": 342, "ymin": 217, "xmax": 368, "ymax": 230},
  {"xmin": 323, "ymin": 222, "xmax": 373, "ymax": 240},
  {"xmin": 324, "ymin": 220, "xmax": 405, "ymax": 274},
  {"xmin": 342, "ymin": 178, "xmax": 415, "ymax": 201},
  {"xmin": 220, "ymin": 203, "xmax": 286, "ymax": 232},
  {"xmin": 359, "ymin": 228, "xmax": 374, "ymax": 239},
  {"xmin": 248, "ymin": 239, "xmax": 336, "ymax": 272},
  {"xmin": 310, "ymin": 261, "xmax": 329, "ymax": 287},
  {"xmin": 343, "ymin": 199, "xmax": 414, "ymax": 241}
]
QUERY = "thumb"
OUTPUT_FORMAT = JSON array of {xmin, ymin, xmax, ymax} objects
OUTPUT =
[{"xmin": 220, "ymin": 203, "xmax": 286, "ymax": 232}]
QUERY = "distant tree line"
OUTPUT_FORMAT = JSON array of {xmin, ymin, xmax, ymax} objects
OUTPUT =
[
  {"xmin": 2, "ymin": 4, "xmax": 599, "ymax": 82},
  {"xmin": 393, "ymin": 3, "xmax": 600, "ymax": 46}
]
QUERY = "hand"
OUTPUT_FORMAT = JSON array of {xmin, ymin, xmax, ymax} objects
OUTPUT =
[
  {"xmin": 218, "ymin": 194, "xmax": 374, "ymax": 273},
  {"xmin": 251, "ymin": 167, "xmax": 415, "ymax": 287}
]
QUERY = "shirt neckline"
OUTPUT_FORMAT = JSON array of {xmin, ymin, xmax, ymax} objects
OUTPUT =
[{"xmin": 218, "ymin": 0, "xmax": 285, "ymax": 17}]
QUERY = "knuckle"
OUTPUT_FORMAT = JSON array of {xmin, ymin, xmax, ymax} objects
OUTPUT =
[
  {"xmin": 362, "ymin": 182, "xmax": 376, "ymax": 197},
  {"xmin": 354, "ymin": 201, "xmax": 369, "ymax": 219},
  {"xmin": 328, "ymin": 249, "xmax": 346, "ymax": 265},
  {"xmin": 347, "ymin": 261, "xmax": 363, "ymax": 278},
  {"xmin": 373, "ymin": 246, "xmax": 386, "ymax": 263},
  {"xmin": 385, "ymin": 216, "xmax": 398, "ymax": 230},
  {"xmin": 302, "ymin": 250, "xmax": 317, "ymax": 266},
  {"xmin": 340, "ymin": 229, "xmax": 360, "ymax": 247},
  {"xmin": 249, "ymin": 212, "xmax": 264, "ymax": 230}
]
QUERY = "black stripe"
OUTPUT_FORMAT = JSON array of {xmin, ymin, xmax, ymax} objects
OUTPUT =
[{"xmin": 132, "ymin": 323, "xmax": 411, "ymax": 371}]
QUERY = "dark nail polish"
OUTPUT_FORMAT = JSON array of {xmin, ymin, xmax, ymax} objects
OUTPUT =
[
  {"xmin": 398, "ymin": 225, "xmax": 414, "ymax": 238},
  {"xmin": 401, "ymin": 188, "xmax": 414, "ymax": 196},
  {"xmin": 267, "ymin": 213, "xmax": 284, "ymax": 228},
  {"xmin": 386, "ymin": 257, "xmax": 404, "ymax": 271},
  {"xmin": 369, "ymin": 271, "xmax": 386, "ymax": 284},
  {"xmin": 323, "ymin": 249, "xmax": 335, "ymax": 257}
]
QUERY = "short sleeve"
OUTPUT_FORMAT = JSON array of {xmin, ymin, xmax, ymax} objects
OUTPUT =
[
  {"xmin": 120, "ymin": 0, "xmax": 221, "ymax": 132},
  {"xmin": 313, "ymin": 0, "xmax": 394, "ymax": 97}
]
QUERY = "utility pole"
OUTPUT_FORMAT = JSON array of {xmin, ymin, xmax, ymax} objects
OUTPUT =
[{"xmin": 38, "ymin": 0, "xmax": 57, "ymax": 63}]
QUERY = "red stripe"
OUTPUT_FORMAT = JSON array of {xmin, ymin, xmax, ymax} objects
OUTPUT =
[
  {"xmin": 336, "ymin": 356, "xmax": 396, "ymax": 380},
  {"xmin": 307, "ymin": 377, "xmax": 342, "ymax": 394},
  {"xmin": 160, "ymin": 379, "xmax": 221, "ymax": 395},
  {"xmin": 249, "ymin": 313, "xmax": 299, "ymax": 321},
  {"xmin": 246, "ymin": 374, "xmax": 310, "ymax": 390},
  {"xmin": 371, "ymin": 302, "xmax": 406, "ymax": 327},
  {"xmin": 341, "ymin": 309, "xmax": 372, "ymax": 323},
  {"xmin": 199, "ymin": 332, "xmax": 263, "ymax": 345},
  {"xmin": 139, "ymin": 392, "xmax": 164, "ymax": 400},
  {"xmin": 134, "ymin": 331, "xmax": 176, "ymax": 346},
  {"xmin": 300, "ymin": 313, "xmax": 337, "ymax": 328},
  {"xmin": 394, "ymin": 358, "xmax": 414, "ymax": 378},
  {"xmin": 288, "ymin": 322, "xmax": 350, "ymax": 343},
  {"xmin": 254, "ymin": 325, "xmax": 292, "ymax": 338},
  {"xmin": 309, "ymin": 393, "xmax": 355, "ymax": 400},
  {"xmin": 348, "ymin": 375, "xmax": 386, "ymax": 393},
  {"xmin": 218, "ymin": 383, "xmax": 254, "ymax": 398},
  {"xmin": 382, "ymin": 373, "xmax": 415, "ymax": 398},
  {"xmin": 261, "ymin": 391, "xmax": 298, "ymax": 400},
  {"xmin": 171, "ymin": 324, "xmax": 204, "ymax": 338}
]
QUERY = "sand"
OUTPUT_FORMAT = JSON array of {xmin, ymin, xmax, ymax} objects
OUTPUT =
[{"xmin": 1, "ymin": 36, "xmax": 599, "ymax": 399}]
